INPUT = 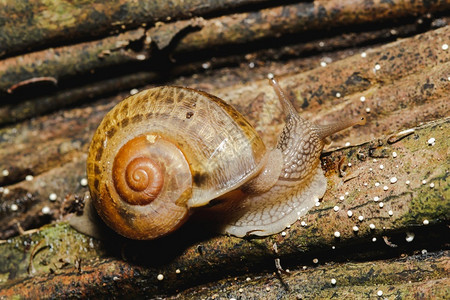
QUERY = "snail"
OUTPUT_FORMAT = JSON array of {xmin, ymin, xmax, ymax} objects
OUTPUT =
[{"xmin": 75, "ymin": 76, "xmax": 365, "ymax": 240}]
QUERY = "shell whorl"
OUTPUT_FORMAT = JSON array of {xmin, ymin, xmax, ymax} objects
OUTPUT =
[
  {"xmin": 89, "ymin": 132, "xmax": 193, "ymax": 240},
  {"xmin": 112, "ymin": 136, "xmax": 164, "ymax": 206}
]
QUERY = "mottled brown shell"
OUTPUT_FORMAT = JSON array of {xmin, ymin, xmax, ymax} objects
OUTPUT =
[{"xmin": 87, "ymin": 86, "xmax": 267, "ymax": 239}]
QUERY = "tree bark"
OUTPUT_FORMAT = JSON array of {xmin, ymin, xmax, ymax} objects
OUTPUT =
[
  {"xmin": 0, "ymin": 20, "xmax": 434, "ymax": 126},
  {"xmin": 1, "ymin": 0, "xmax": 449, "ymax": 97},
  {"xmin": 0, "ymin": 0, "xmax": 269, "ymax": 59},
  {"xmin": 0, "ymin": 117, "xmax": 448, "ymax": 297},
  {"xmin": 172, "ymin": 252, "xmax": 450, "ymax": 299},
  {"xmin": 0, "ymin": 2, "xmax": 448, "ymax": 299}
]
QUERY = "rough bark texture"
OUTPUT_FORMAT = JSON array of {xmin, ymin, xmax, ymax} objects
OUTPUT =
[
  {"xmin": 0, "ymin": 1, "xmax": 449, "ymax": 299},
  {"xmin": 1, "ymin": 0, "xmax": 449, "ymax": 97},
  {"xmin": 173, "ymin": 252, "xmax": 450, "ymax": 299},
  {"xmin": 0, "ymin": 118, "xmax": 448, "ymax": 298},
  {"xmin": 0, "ymin": 19, "xmax": 439, "ymax": 126},
  {"xmin": 0, "ymin": 0, "xmax": 269, "ymax": 58}
]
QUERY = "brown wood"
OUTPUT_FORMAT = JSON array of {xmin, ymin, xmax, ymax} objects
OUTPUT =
[
  {"xmin": 0, "ymin": 118, "xmax": 448, "ymax": 297},
  {"xmin": 0, "ymin": 1, "xmax": 448, "ymax": 298},
  {"xmin": 0, "ymin": 0, "xmax": 270, "ymax": 59},
  {"xmin": 0, "ymin": 20, "xmax": 438, "ymax": 125},
  {"xmin": 1, "ymin": 0, "xmax": 448, "ymax": 97}
]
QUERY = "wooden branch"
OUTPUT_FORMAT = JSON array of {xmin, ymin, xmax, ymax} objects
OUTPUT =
[
  {"xmin": 0, "ymin": 72, "xmax": 158, "ymax": 125},
  {"xmin": 0, "ymin": 117, "xmax": 448, "ymax": 297},
  {"xmin": 1, "ymin": 0, "xmax": 448, "ymax": 96},
  {"xmin": 170, "ymin": 0, "xmax": 450, "ymax": 53},
  {"xmin": 173, "ymin": 252, "xmax": 450, "ymax": 299},
  {"xmin": 0, "ymin": 20, "xmax": 436, "ymax": 125},
  {"xmin": 0, "ymin": 28, "xmax": 150, "ymax": 97},
  {"xmin": 0, "ymin": 0, "xmax": 269, "ymax": 59}
]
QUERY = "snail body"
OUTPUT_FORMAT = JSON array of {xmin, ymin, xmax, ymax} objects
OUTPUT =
[{"xmin": 85, "ymin": 78, "xmax": 365, "ymax": 240}]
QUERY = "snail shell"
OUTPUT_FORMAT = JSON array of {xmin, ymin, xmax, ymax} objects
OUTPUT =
[
  {"xmin": 86, "ymin": 78, "xmax": 365, "ymax": 240},
  {"xmin": 87, "ymin": 87, "xmax": 267, "ymax": 239}
]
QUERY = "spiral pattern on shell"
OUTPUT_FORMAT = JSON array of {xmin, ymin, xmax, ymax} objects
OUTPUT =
[
  {"xmin": 89, "ymin": 132, "xmax": 194, "ymax": 239},
  {"xmin": 113, "ymin": 136, "xmax": 164, "ymax": 205}
]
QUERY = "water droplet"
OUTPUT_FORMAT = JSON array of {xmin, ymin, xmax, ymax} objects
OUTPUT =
[
  {"xmin": 405, "ymin": 232, "xmax": 415, "ymax": 242},
  {"xmin": 80, "ymin": 178, "xmax": 88, "ymax": 186},
  {"xmin": 49, "ymin": 193, "xmax": 57, "ymax": 201}
]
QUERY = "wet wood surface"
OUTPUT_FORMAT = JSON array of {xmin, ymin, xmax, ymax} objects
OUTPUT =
[
  {"xmin": 0, "ymin": 118, "xmax": 448, "ymax": 298},
  {"xmin": 0, "ymin": 1, "xmax": 449, "ymax": 298}
]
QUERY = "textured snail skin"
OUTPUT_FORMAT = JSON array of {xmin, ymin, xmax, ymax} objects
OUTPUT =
[
  {"xmin": 86, "ymin": 79, "xmax": 364, "ymax": 240},
  {"xmin": 215, "ymin": 78, "xmax": 365, "ymax": 237},
  {"xmin": 217, "ymin": 113, "xmax": 328, "ymax": 237}
]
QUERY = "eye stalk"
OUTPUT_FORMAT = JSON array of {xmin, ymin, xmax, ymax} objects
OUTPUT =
[
  {"xmin": 268, "ymin": 74, "xmax": 366, "ymax": 142},
  {"xmin": 314, "ymin": 116, "xmax": 367, "ymax": 142}
]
